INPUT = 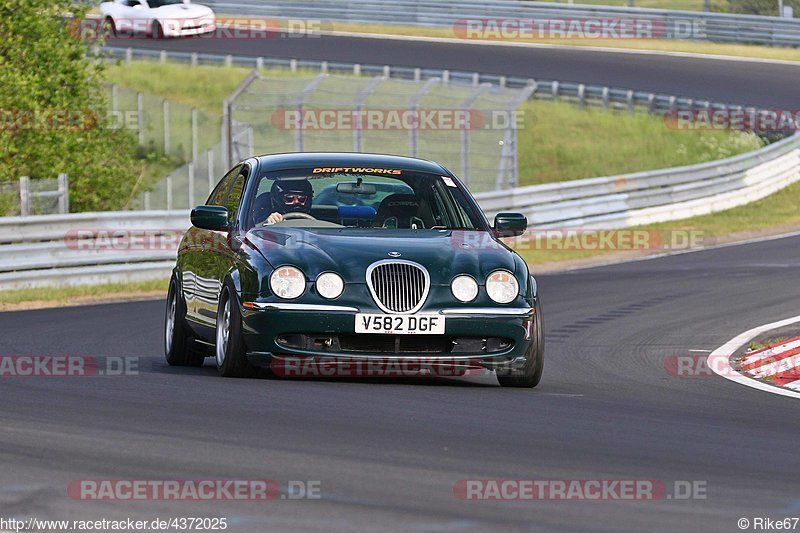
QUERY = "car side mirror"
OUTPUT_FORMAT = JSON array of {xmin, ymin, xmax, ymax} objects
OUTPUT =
[
  {"xmin": 494, "ymin": 212, "xmax": 527, "ymax": 237},
  {"xmin": 191, "ymin": 205, "xmax": 229, "ymax": 231}
]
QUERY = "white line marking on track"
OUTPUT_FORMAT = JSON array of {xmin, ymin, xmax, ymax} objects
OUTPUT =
[
  {"xmin": 688, "ymin": 349, "xmax": 712, "ymax": 353},
  {"xmin": 708, "ymin": 315, "xmax": 800, "ymax": 400}
]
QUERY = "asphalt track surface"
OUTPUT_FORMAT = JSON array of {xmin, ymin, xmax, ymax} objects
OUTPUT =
[
  {"xmin": 3, "ymin": 33, "xmax": 799, "ymax": 532},
  {"xmin": 3, "ymin": 235, "xmax": 800, "ymax": 531},
  {"xmin": 107, "ymin": 33, "xmax": 800, "ymax": 108}
]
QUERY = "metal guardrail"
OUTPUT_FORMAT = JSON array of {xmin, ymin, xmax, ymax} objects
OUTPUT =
[
  {"xmin": 204, "ymin": 0, "xmax": 800, "ymax": 47},
  {"xmin": 2, "ymin": 133, "xmax": 798, "ymax": 289}
]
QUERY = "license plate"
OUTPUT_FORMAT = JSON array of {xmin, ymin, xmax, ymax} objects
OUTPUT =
[{"xmin": 355, "ymin": 313, "xmax": 445, "ymax": 335}]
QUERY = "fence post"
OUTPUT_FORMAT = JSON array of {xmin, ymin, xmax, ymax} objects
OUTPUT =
[
  {"xmin": 111, "ymin": 84, "xmax": 118, "ymax": 115},
  {"xmin": 163, "ymin": 99, "xmax": 170, "ymax": 155},
  {"xmin": 188, "ymin": 162, "xmax": 195, "ymax": 208},
  {"xmin": 57, "ymin": 173, "xmax": 69, "ymax": 214},
  {"xmin": 191, "ymin": 108, "xmax": 199, "ymax": 162},
  {"xmin": 19, "ymin": 176, "xmax": 30, "ymax": 217},
  {"xmin": 166, "ymin": 175, "xmax": 173, "ymax": 211},
  {"xmin": 137, "ymin": 92, "xmax": 144, "ymax": 145},
  {"xmin": 207, "ymin": 149, "xmax": 215, "ymax": 195}
]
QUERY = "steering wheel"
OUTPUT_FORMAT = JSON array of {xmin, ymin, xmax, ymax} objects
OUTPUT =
[{"xmin": 282, "ymin": 212, "xmax": 316, "ymax": 220}]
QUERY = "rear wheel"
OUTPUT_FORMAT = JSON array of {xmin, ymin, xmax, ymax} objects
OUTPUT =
[
  {"xmin": 215, "ymin": 284, "xmax": 258, "ymax": 378},
  {"xmin": 165, "ymin": 278, "xmax": 205, "ymax": 367},
  {"xmin": 498, "ymin": 296, "xmax": 544, "ymax": 388}
]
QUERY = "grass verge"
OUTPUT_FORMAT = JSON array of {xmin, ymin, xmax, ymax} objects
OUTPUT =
[{"xmin": 0, "ymin": 279, "xmax": 169, "ymax": 312}]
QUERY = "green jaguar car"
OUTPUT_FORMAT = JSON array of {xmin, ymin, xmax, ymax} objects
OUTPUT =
[{"xmin": 165, "ymin": 152, "xmax": 544, "ymax": 387}]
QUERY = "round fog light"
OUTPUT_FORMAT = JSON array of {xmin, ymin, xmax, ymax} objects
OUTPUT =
[{"xmin": 316, "ymin": 272, "xmax": 345, "ymax": 299}]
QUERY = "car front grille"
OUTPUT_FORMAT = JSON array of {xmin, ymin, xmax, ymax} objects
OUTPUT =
[{"xmin": 367, "ymin": 260, "xmax": 429, "ymax": 313}]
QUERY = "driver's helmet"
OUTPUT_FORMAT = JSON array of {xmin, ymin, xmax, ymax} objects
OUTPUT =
[{"xmin": 270, "ymin": 178, "xmax": 313, "ymax": 214}]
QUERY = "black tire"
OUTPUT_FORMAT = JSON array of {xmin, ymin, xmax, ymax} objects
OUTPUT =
[
  {"xmin": 215, "ymin": 284, "xmax": 258, "ymax": 378},
  {"xmin": 498, "ymin": 296, "xmax": 544, "ymax": 388},
  {"xmin": 151, "ymin": 21, "xmax": 164, "ymax": 39},
  {"xmin": 103, "ymin": 17, "xmax": 117, "ymax": 37},
  {"xmin": 165, "ymin": 277, "xmax": 205, "ymax": 367}
]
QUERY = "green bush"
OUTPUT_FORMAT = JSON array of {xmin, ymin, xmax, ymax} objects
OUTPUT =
[{"xmin": 0, "ymin": 0, "xmax": 139, "ymax": 212}]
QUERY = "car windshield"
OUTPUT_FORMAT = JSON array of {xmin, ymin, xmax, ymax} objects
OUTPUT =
[
  {"xmin": 247, "ymin": 167, "xmax": 484, "ymax": 231},
  {"xmin": 148, "ymin": 0, "xmax": 185, "ymax": 7}
]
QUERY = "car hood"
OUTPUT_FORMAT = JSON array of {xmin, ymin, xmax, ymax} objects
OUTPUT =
[
  {"xmin": 246, "ymin": 228, "xmax": 517, "ymax": 284},
  {"xmin": 155, "ymin": 4, "xmax": 213, "ymax": 18}
]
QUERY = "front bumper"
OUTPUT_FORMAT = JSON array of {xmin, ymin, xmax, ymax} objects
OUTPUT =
[{"xmin": 241, "ymin": 302, "xmax": 535, "ymax": 369}]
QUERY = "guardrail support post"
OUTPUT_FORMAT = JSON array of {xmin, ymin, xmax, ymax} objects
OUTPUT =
[
  {"xmin": 225, "ymin": 54, "xmax": 233, "ymax": 68},
  {"xmin": 19, "ymin": 176, "xmax": 30, "ymax": 217},
  {"xmin": 602, "ymin": 87, "xmax": 610, "ymax": 108},
  {"xmin": 191, "ymin": 52, "xmax": 198, "ymax": 67},
  {"xmin": 256, "ymin": 57, "xmax": 263, "ymax": 70},
  {"xmin": 383, "ymin": 65, "xmax": 390, "ymax": 77},
  {"xmin": 163, "ymin": 100, "xmax": 170, "ymax": 155},
  {"xmin": 442, "ymin": 70, "xmax": 450, "ymax": 84},
  {"xmin": 57, "ymin": 173, "xmax": 69, "ymax": 214},
  {"xmin": 290, "ymin": 59, "xmax": 297, "ymax": 72},
  {"xmin": 125, "ymin": 47, "xmax": 133, "ymax": 64},
  {"xmin": 159, "ymin": 50, "xmax": 167, "ymax": 63},
  {"xmin": 626, "ymin": 90, "xmax": 634, "ymax": 115},
  {"xmin": 353, "ymin": 63, "xmax": 361, "ymax": 76},
  {"xmin": 552, "ymin": 81, "xmax": 559, "ymax": 100},
  {"xmin": 321, "ymin": 61, "xmax": 328, "ymax": 73},
  {"xmin": 578, "ymin": 84, "xmax": 586, "ymax": 110},
  {"xmin": 144, "ymin": 191, "xmax": 151, "ymax": 211},
  {"xmin": 414, "ymin": 68, "xmax": 421, "ymax": 82}
]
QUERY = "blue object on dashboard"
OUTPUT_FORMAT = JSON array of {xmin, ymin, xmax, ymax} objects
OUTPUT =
[{"xmin": 338, "ymin": 205, "xmax": 377, "ymax": 219}]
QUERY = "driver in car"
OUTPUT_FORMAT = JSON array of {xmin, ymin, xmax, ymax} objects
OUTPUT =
[{"xmin": 265, "ymin": 179, "xmax": 314, "ymax": 224}]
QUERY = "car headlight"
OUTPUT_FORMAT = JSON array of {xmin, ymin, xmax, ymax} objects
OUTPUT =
[
  {"xmin": 269, "ymin": 266, "xmax": 305, "ymax": 299},
  {"xmin": 485, "ymin": 270, "xmax": 519, "ymax": 304},
  {"xmin": 451, "ymin": 275, "xmax": 478, "ymax": 302},
  {"xmin": 316, "ymin": 272, "xmax": 344, "ymax": 299}
]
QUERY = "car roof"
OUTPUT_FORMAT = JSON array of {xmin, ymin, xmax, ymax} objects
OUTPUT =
[{"xmin": 253, "ymin": 152, "xmax": 450, "ymax": 175}]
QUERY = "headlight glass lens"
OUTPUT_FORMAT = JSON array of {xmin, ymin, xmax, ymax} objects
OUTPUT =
[
  {"xmin": 451, "ymin": 275, "xmax": 478, "ymax": 302},
  {"xmin": 316, "ymin": 272, "xmax": 345, "ymax": 299},
  {"xmin": 269, "ymin": 266, "xmax": 305, "ymax": 299},
  {"xmin": 486, "ymin": 270, "xmax": 519, "ymax": 304}
]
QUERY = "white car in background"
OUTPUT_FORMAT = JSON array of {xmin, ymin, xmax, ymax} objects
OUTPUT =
[{"xmin": 99, "ymin": 0, "xmax": 216, "ymax": 38}]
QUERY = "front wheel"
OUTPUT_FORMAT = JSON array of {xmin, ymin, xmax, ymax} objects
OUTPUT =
[
  {"xmin": 151, "ymin": 21, "xmax": 164, "ymax": 39},
  {"xmin": 165, "ymin": 278, "xmax": 205, "ymax": 367},
  {"xmin": 215, "ymin": 284, "xmax": 258, "ymax": 378},
  {"xmin": 497, "ymin": 296, "xmax": 544, "ymax": 388}
]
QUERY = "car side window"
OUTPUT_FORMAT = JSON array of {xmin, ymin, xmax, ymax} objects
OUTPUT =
[
  {"xmin": 224, "ymin": 168, "xmax": 248, "ymax": 226},
  {"xmin": 207, "ymin": 165, "xmax": 242, "ymax": 206}
]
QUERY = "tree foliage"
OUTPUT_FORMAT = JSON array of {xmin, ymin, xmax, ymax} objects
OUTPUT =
[{"xmin": 0, "ymin": 0, "xmax": 139, "ymax": 211}]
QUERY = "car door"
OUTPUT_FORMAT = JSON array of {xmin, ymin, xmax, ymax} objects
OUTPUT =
[
  {"xmin": 183, "ymin": 164, "xmax": 241, "ymax": 323},
  {"xmin": 192, "ymin": 164, "xmax": 250, "ymax": 326}
]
